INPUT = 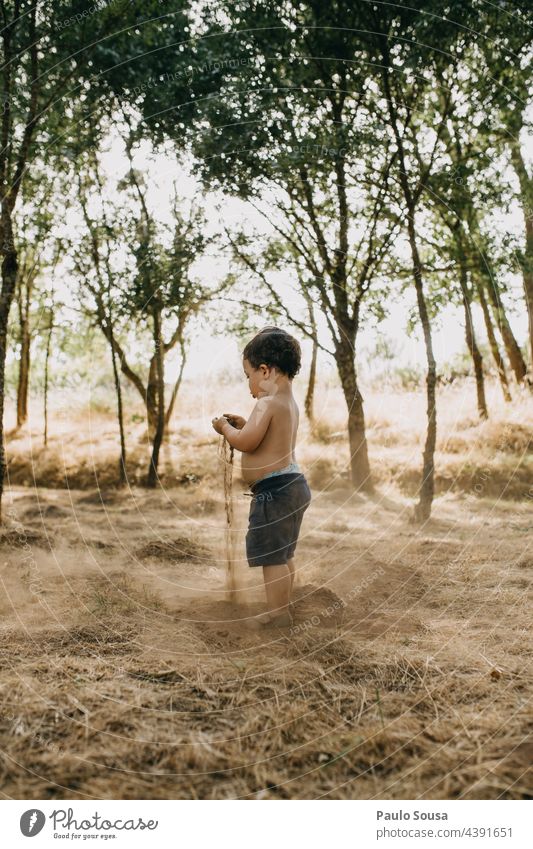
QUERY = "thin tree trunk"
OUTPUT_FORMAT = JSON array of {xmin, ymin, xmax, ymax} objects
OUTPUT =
[
  {"xmin": 146, "ymin": 356, "xmax": 159, "ymax": 441},
  {"xmin": 108, "ymin": 319, "xmax": 127, "ymax": 485},
  {"xmin": 458, "ymin": 255, "xmax": 487, "ymax": 419},
  {"xmin": 508, "ymin": 137, "xmax": 533, "ymax": 369},
  {"xmin": 0, "ymin": 242, "xmax": 18, "ymax": 523},
  {"xmin": 43, "ymin": 314, "xmax": 53, "ymax": 447},
  {"xmin": 335, "ymin": 339, "xmax": 373, "ymax": 493},
  {"xmin": 407, "ymin": 214, "xmax": 437, "ymax": 523},
  {"xmin": 164, "ymin": 339, "xmax": 186, "ymax": 432},
  {"xmin": 16, "ymin": 262, "xmax": 38, "ymax": 428},
  {"xmin": 302, "ymin": 289, "xmax": 318, "ymax": 424},
  {"xmin": 100, "ymin": 261, "xmax": 128, "ymax": 483},
  {"xmin": 484, "ymin": 272, "xmax": 528, "ymax": 384},
  {"xmin": 475, "ymin": 277, "xmax": 512, "ymax": 403},
  {"xmin": 147, "ymin": 309, "xmax": 165, "ymax": 487},
  {"xmin": 16, "ymin": 314, "xmax": 30, "ymax": 427},
  {"xmin": 515, "ymin": 242, "xmax": 533, "ymax": 372},
  {"xmin": 305, "ymin": 333, "xmax": 318, "ymax": 425},
  {"xmin": 380, "ymin": 53, "xmax": 438, "ymax": 522},
  {"xmin": 462, "ymin": 297, "xmax": 487, "ymax": 419}
]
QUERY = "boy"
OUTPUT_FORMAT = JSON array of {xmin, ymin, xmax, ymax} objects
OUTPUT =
[{"xmin": 212, "ymin": 327, "xmax": 311, "ymax": 628}]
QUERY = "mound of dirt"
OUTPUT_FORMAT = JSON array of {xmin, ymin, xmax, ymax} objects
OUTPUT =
[
  {"xmin": 76, "ymin": 489, "xmax": 127, "ymax": 506},
  {"xmin": 292, "ymin": 583, "xmax": 345, "ymax": 629},
  {"xmin": 136, "ymin": 536, "xmax": 210, "ymax": 562},
  {"xmin": 23, "ymin": 504, "xmax": 70, "ymax": 520},
  {"xmin": 0, "ymin": 527, "xmax": 53, "ymax": 550}
]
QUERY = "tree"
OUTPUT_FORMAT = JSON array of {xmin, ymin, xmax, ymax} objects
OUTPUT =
[
  {"xmin": 373, "ymin": 7, "xmax": 459, "ymax": 521},
  {"xmin": 451, "ymin": 222, "xmax": 488, "ymax": 419},
  {"xmin": 120, "ymin": 141, "xmax": 215, "ymax": 486},
  {"xmin": 75, "ymin": 154, "xmax": 129, "ymax": 485},
  {"xmin": 469, "ymin": 220, "xmax": 528, "ymax": 386},
  {"xmin": 427, "ymin": 85, "xmax": 512, "ymax": 405},
  {"xmin": 140, "ymin": 0, "xmax": 408, "ymax": 491},
  {"xmin": 452, "ymin": 41, "xmax": 531, "ymax": 389},
  {"xmin": 72, "ymin": 127, "xmax": 217, "ymax": 485},
  {"xmin": 0, "ymin": 0, "xmax": 191, "ymax": 518},
  {"xmin": 475, "ymin": 3, "xmax": 533, "ymax": 370},
  {"xmin": 10, "ymin": 170, "xmax": 63, "ymax": 428},
  {"xmin": 424, "ymin": 172, "xmax": 489, "ymax": 418}
]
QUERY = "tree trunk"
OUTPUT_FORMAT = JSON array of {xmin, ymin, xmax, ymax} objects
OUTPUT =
[
  {"xmin": 335, "ymin": 340, "xmax": 373, "ymax": 493},
  {"xmin": 100, "ymin": 279, "xmax": 128, "ymax": 484},
  {"xmin": 458, "ymin": 257, "xmax": 487, "ymax": 419},
  {"xmin": 406, "ymin": 214, "xmax": 437, "ymax": 523},
  {"xmin": 508, "ymin": 137, "xmax": 533, "ymax": 369},
  {"xmin": 484, "ymin": 272, "xmax": 528, "ymax": 385},
  {"xmin": 380, "ymin": 55, "xmax": 437, "ymax": 521},
  {"xmin": 164, "ymin": 339, "xmax": 186, "ymax": 433},
  {"xmin": 305, "ymin": 332, "xmax": 318, "ymax": 424},
  {"xmin": 475, "ymin": 277, "xmax": 512, "ymax": 403},
  {"xmin": 468, "ymin": 208, "xmax": 528, "ymax": 385},
  {"xmin": 462, "ymin": 296, "xmax": 487, "ymax": 420},
  {"xmin": 146, "ymin": 355, "xmax": 159, "ymax": 440},
  {"xmin": 303, "ymin": 290, "xmax": 317, "ymax": 424},
  {"xmin": 16, "ymin": 313, "xmax": 30, "ymax": 427},
  {"xmin": 147, "ymin": 309, "xmax": 165, "ymax": 487},
  {"xmin": 0, "ymin": 244, "xmax": 19, "ymax": 523},
  {"xmin": 108, "ymin": 322, "xmax": 127, "ymax": 485},
  {"xmin": 43, "ymin": 315, "xmax": 53, "ymax": 447},
  {"xmin": 518, "ymin": 245, "xmax": 533, "ymax": 372}
]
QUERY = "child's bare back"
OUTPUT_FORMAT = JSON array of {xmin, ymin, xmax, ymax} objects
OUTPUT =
[{"xmin": 237, "ymin": 391, "xmax": 299, "ymax": 484}]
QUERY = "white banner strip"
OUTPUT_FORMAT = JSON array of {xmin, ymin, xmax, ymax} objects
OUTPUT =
[{"xmin": 3, "ymin": 799, "xmax": 530, "ymax": 847}]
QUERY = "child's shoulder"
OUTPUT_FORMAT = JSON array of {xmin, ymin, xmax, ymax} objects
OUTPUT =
[
  {"xmin": 256, "ymin": 393, "xmax": 297, "ymax": 415},
  {"xmin": 254, "ymin": 394, "xmax": 276, "ymax": 413}
]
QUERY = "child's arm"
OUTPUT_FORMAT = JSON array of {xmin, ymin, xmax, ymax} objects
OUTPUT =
[{"xmin": 215, "ymin": 397, "xmax": 273, "ymax": 452}]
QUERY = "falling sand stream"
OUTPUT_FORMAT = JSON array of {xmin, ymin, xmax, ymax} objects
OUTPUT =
[{"xmin": 218, "ymin": 435, "xmax": 237, "ymax": 601}]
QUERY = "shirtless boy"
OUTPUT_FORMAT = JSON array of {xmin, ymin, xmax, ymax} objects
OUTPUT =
[{"xmin": 211, "ymin": 327, "xmax": 311, "ymax": 627}]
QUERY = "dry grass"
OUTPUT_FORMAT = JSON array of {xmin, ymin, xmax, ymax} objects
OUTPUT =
[
  {"xmin": 5, "ymin": 380, "xmax": 531, "ymax": 501},
  {"xmin": 301, "ymin": 382, "xmax": 533, "ymax": 500},
  {"xmin": 0, "ymin": 378, "xmax": 531, "ymax": 799}
]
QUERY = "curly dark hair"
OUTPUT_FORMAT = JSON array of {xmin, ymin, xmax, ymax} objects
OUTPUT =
[{"xmin": 242, "ymin": 326, "xmax": 302, "ymax": 379}]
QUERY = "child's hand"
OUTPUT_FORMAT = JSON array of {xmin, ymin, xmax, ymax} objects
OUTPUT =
[
  {"xmin": 223, "ymin": 413, "xmax": 246, "ymax": 429},
  {"xmin": 211, "ymin": 415, "xmax": 229, "ymax": 434}
]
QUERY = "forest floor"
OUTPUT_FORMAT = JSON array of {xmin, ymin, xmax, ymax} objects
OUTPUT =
[{"xmin": 0, "ymin": 380, "xmax": 531, "ymax": 799}]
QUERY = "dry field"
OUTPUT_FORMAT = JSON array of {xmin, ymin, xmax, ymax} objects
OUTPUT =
[{"xmin": 0, "ymin": 379, "xmax": 531, "ymax": 799}]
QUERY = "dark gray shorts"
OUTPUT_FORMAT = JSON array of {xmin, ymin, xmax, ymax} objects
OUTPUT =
[{"xmin": 246, "ymin": 472, "xmax": 312, "ymax": 567}]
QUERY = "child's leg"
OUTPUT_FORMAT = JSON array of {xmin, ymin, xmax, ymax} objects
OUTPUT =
[
  {"xmin": 260, "ymin": 563, "xmax": 292, "ymax": 623},
  {"xmin": 287, "ymin": 557, "xmax": 297, "ymax": 616},
  {"xmin": 287, "ymin": 557, "xmax": 296, "ymax": 595}
]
